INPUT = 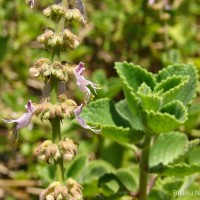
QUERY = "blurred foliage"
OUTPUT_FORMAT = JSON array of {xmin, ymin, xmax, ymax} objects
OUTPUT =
[{"xmin": 0, "ymin": 0, "xmax": 200, "ymax": 199}]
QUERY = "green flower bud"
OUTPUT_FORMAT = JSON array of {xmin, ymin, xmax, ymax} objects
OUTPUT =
[{"xmin": 65, "ymin": 9, "xmax": 73, "ymax": 20}]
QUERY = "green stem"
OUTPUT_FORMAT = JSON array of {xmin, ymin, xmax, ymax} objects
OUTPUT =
[
  {"xmin": 49, "ymin": 0, "xmax": 68, "ymax": 184},
  {"xmin": 138, "ymin": 135, "xmax": 151, "ymax": 200}
]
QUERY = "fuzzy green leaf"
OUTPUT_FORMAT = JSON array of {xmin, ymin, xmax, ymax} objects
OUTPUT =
[
  {"xmin": 81, "ymin": 160, "xmax": 114, "ymax": 183},
  {"xmin": 156, "ymin": 64, "xmax": 198, "ymax": 105},
  {"xmin": 115, "ymin": 62, "xmax": 156, "ymax": 92},
  {"xmin": 150, "ymin": 132, "xmax": 188, "ymax": 168},
  {"xmin": 115, "ymin": 168, "xmax": 137, "ymax": 191},
  {"xmin": 66, "ymin": 155, "xmax": 87, "ymax": 179},
  {"xmin": 150, "ymin": 163, "xmax": 200, "ymax": 176},
  {"xmin": 81, "ymin": 98, "xmax": 144, "ymax": 143},
  {"xmin": 115, "ymin": 62, "xmax": 156, "ymax": 131},
  {"xmin": 115, "ymin": 99, "xmax": 144, "ymax": 130},
  {"xmin": 155, "ymin": 76, "xmax": 189, "ymax": 105},
  {"xmin": 160, "ymin": 100, "xmax": 188, "ymax": 123},
  {"xmin": 144, "ymin": 101, "xmax": 187, "ymax": 134}
]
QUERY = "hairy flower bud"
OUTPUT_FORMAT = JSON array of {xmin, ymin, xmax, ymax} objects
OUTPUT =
[
  {"xmin": 71, "ymin": 9, "xmax": 83, "ymax": 23},
  {"xmin": 62, "ymin": 29, "xmax": 80, "ymax": 49},
  {"xmin": 59, "ymin": 138, "xmax": 78, "ymax": 161},
  {"xmin": 59, "ymin": 94, "xmax": 77, "ymax": 118},
  {"xmin": 43, "ymin": 7, "xmax": 52, "ymax": 18},
  {"xmin": 51, "ymin": 4, "xmax": 66, "ymax": 16},
  {"xmin": 66, "ymin": 178, "xmax": 83, "ymax": 200},
  {"xmin": 40, "ymin": 182, "xmax": 62, "ymax": 200},
  {"xmin": 65, "ymin": 9, "xmax": 73, "ymax": 20},
  {"xmin": 29, "ymin": 67, "xmax": 40, "ymax": 77},
  {"xmin": 36, "ymin": 140, "xmax": 60, "ymax": 163}
]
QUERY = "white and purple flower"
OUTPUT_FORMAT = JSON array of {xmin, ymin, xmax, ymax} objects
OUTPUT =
[
  {"xmin": 74, "ymin": 62, "xmax": 100, "ymax": 101},
  {"xmin": 3, "ymin": 100, "xmax": 36, "ymax": 142},
  {"xmin": 74, "ymin": 104, "xmax": 101, "ymax": 134},
  {"xmin": 26, "ymin": 0, "xmax": 35, "ymax": 9}
]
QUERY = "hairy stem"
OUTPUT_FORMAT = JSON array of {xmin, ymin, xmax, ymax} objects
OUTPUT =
[
  {"xmin": 49, "ymin": 0, "xmax": 68, "ymax": 184},
  {"xmin": 138, "ymin": 135, "xmax": 151, "ymax": 200}
]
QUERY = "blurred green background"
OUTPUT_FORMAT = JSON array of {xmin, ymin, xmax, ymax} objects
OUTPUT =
[{"xmin": 0, "ymin": 0, "xmax": 200, "ymax": 199}]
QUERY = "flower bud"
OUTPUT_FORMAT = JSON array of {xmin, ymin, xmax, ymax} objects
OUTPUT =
[
  {"xmin": 36, "ymin": 140, "xmax": 60, "ymax": 163},
  {"xmin": 59, "ymin": 94, "xmax": 77, "ymax": 118},
  {"xmin": 46, "ymin": 195, "xmax": 54, "ymax": 200},
  {"xmin": 40, "ymin": 182, "xmax": 62, "ymax": 200},
  {"xmin": 51, "ymin": 4, "xmax": 66, "ymax": 16},
  {"xmin": 45, "ymin": 30, "xmax": 54, "ymax": 41},
  {"xmin": 66, "ymin": 178, "xmax": 83, "ymax": 200},
  {"xmin": 71, "ymin": 9, "xmax": 82, "ymax": 22},
  {"xmin": 62, "ymin": 29, "xmax": 80, "ymax": 49},
  {"xmin": 43, "ymin": 7, "xmax": 52, "ymax": 18},
  {"xmin": 65, "ymin": 9, "xmax": 73, "ymax": 20},
  {"xmin": 37, "ymin": 34, "xmax": 46, "ymax": 44},
  {"xmin": 29, "ymin": 67, "xmax": 40, "ymax": 78},
  {"xmin": 59, "ymin": 138, "xmax": 78, "ymax": 161}
]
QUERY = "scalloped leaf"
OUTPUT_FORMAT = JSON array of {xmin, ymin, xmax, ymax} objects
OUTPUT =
[
  {"xmin": 81, "ymin": 98, "xmax": 144, "ymax": 143},
  {"xmin": 144, "ymin": 101, "xmax": 187, "ymax": 134},
  {"xmin": 160, "ymin": 100, "xmax": 188, "ymax": 123},
  {"xmin": 150, "ymin": 163, "xmax": 200, "ymax": 176},
  {"xmin": 156, "ymin": 64, "xmax": 198, "ymax": 105},
  {"xmin": 115, "ymin": 62, "xmax": 156, "ymax": 93},
  {"xmin": 137, "ymin": 83, "xmax": 163, "ymax": 112},
  {"xmin": 149, "ymin": 132, "xmax": 188, "ymax": 168},
  {"xmin": 115, "ymin": 99, "xmax": 144, "ymax": 130},
  {"xmin": 155, "ymin": 76, "xmax": 189, "ymax": 105}
]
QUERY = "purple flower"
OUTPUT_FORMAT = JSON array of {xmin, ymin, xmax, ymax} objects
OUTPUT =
[
  {"xmin": 3, "ymin": 100, "xmax": 36, "ymax": 142},
  {"xmin": 74, "ymin": 62, "xmax": 100, "ymax": 101},
  {"xmin": 74, "ymin": 104, "xmax": 101, "ymax": 134}
]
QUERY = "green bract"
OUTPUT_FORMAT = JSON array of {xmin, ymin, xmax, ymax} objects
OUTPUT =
[{"xmin": 81, "ymin": 62, "xmax": 198, "ymax": 143}]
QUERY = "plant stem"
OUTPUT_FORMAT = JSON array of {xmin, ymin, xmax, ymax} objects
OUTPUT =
[
  {"xmin": 138, "ymin": 135, "xmax": 151, "ymax": 200},
  {"xmin": 49, "ymin": 0, "xmax": 68, "ymax": 184}
]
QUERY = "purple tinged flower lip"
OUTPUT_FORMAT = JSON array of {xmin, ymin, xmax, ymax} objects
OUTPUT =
[
  {"xmin": 74, "ymin": 62, "xmax": 100, "ymax": 101},
  {"xmin": 74, "ymin": 104, "xmax": 101, "ymax": 134},
  {"xmin": 3, "ymin": 100, "xmax": 36, "ymax": 142}
]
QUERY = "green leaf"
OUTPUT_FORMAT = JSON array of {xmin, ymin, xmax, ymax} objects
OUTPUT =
[
  {"xmin": 156, "ymin": 64, "xmax": 198, "ymax": 105},
  {"xmin": 150, "ymin": 132, "xmax": 188, "ymax": 168},
  {"xmin": 115, "ymin": 168, "xmax": 137, "ymax": 191},
  {"xmin": 160, "ymin": 100, "xmax": 188, "ymax": 123},
  {"xmin": 115, "ymin": 62, "xmax": 156, "ymax": 131},
  {"xmin": 66, "ymin": 155, "xmax": 87, "ymax": 179},
  {"xmin": 115, "ymin": 62, "xmax": 156, "ymax": 92},
  {"xmin": 81, "ymin": 98, "xmax": 144, "ymax": 143},
  {"xmin": 115, "ymin": 99, "xmax": 144, "ymax": 131},
  {"xmin": 155, "ymin": 76, "xmax": 189, "ymax": 105},
  {"xmin": 144, "ymin": 110, "xmax": 186, "ymax": 134},
  {"xmin": 144, "ymin": 101, "xmax": 187, "ymax": 134},
  {"xmin": 150, "ymin": 163, "xmax": 200, "ymax": 176},
  {"xmin": 81, "ymin": 98, "xmax": 131, "ymax": 128},
  {"xmin": 81, "ymin": 160, "xmax": 114, "ymax": 183}
]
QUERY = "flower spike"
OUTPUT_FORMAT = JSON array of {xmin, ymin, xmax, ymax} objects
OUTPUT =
[
  {"xmin": 74, "ymin": 104, "xmax": 101, "ymax": 134},
  {"xmin": 74, "ymin": 62, "xmax": 100, "ymax": 101},
  {"xmin": 3, "ymin": 100, "xmax": 36, "ymax": 142}
]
